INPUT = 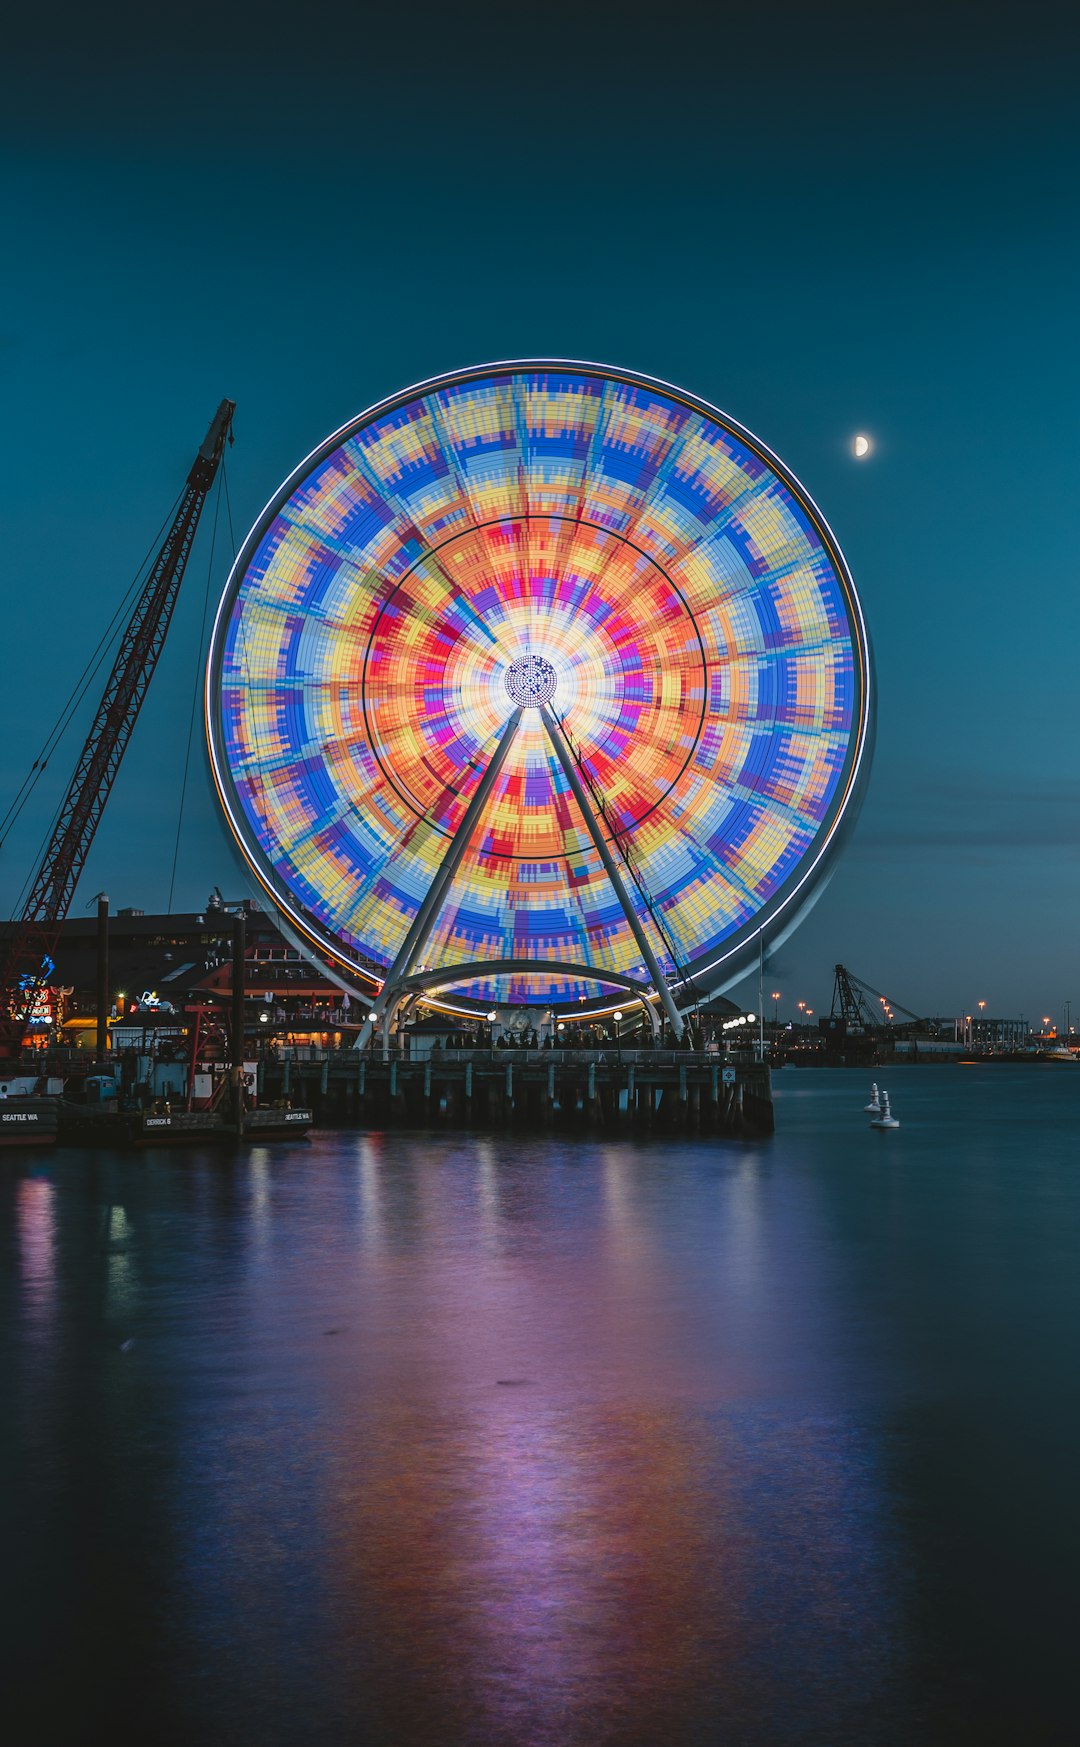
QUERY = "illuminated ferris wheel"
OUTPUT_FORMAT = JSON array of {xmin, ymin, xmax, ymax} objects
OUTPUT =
[{"xmin": 206, "ymin": 362, "xmax": 872, "ymax": 1037}]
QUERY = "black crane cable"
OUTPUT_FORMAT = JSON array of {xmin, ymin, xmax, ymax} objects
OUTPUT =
[
  {"xmin": 0, "ymin": 488, "xmax": 186, "ymax": 856},
  {"xmin": 3, "ymin": 491, "xmax": 189, "ymax": 923}
]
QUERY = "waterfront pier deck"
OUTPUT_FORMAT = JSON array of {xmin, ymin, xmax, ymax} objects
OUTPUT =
[{"xmin": 260, "ymin": 1048, "xmax": 773, "ymax": 1138}]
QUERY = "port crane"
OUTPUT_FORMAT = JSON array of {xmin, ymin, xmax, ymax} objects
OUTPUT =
[
  {"xmin": 830, "ymin": 964, "xmax": 924, "ymax": 1031},
  {"xmin": 0, "ymin": 399, "xmax": 235, "ymax": 1059},
  {"xmin": 821, "ymin": 964, "xmax": 922, "ymax": 1055}
]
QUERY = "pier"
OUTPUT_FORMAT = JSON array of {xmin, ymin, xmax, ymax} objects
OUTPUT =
[{"xmin": 260, "ymin": 1047, "xmax": 774, "ymax": 1138}]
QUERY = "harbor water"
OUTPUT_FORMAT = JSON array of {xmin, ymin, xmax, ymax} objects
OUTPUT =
[{"xmin": 2, "ymin": 1066, "xmax": 1078, "ymax": 1744}]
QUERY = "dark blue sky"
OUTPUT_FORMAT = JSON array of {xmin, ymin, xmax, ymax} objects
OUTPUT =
[{"xmin": 3, "ymin": 1, "xmax": 1078, "ymax": 1021}]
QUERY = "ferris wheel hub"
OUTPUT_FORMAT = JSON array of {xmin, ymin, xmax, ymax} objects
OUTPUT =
[{"xmin": 505, "ymin": 653, "xmax": 557, "ymax": 708}]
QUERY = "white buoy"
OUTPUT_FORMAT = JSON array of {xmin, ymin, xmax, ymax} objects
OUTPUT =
[
  {"xmin": 864, "ymin": 1082, "xmax": 881, "ymax": 1112},
  {"xmin": 870, "ymin": 1090, "xmax": 899, "ymax": 1129}
]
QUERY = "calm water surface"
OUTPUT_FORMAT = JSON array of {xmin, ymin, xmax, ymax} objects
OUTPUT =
[{"xmin": 2, "ymin": 1067, "xmax": 1078, "ymax": 1744}]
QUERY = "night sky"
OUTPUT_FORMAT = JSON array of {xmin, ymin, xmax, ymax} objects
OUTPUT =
[{"xmin": 3, "ymin": 1, "xmax": 1078, "ymax": 1023}]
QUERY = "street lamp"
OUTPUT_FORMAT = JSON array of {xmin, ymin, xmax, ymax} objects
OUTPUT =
[{"xmin": 771, "ymin": 990, "xmax": 781, "ymax": 1029}]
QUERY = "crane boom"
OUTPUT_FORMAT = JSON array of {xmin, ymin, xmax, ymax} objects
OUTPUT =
[
  {"xmin": 829, "ymin": 963, "xmax": 923, "ymax": 1032},
  {"xmin": 0, "ymin": 398, "xmax": 235, "ymax": 1057}
]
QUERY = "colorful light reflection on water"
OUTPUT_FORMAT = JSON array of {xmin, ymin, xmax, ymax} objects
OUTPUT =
[{"xmin": 3, "ymin": 1069, "xmax": 1079, "ymax": 1745}]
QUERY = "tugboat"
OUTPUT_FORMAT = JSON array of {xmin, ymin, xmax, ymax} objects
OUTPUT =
[{"xmin": 0, "ymin": 1075, "xmax": 59, "ymax": 1149}]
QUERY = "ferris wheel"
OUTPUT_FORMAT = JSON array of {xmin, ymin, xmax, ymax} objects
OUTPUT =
[{"xmin": 206, "ymin": 361, "xmax": 872, "ymax": 1035}]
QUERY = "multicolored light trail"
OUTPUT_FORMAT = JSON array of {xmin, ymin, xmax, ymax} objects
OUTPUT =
[{"xmin": 206, "ymin": 363, "xmax": 872, "ymax": 1008}]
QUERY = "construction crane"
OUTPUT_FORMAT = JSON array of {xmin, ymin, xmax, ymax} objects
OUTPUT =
[
  {"xmin": 824, "ymin": 963, "xmax": 924, "ymax": 1038},
  {"xmin": 0, "ymin": 399, "xmax": 235, "ymax": 1059}
]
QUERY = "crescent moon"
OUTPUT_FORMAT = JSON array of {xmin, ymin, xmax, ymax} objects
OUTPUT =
[{"xmin": 853, "ymin": 434, "xmax": 871, "ymax": 458}]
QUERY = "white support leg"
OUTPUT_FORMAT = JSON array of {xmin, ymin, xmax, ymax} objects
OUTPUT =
[
  {"xmin": 540, "ymin": 704, "xmax": 685, "ymax": 1041},
  {"xmin": 369, "ymin": 707, "xmax": 524, "ymax": 1041}
]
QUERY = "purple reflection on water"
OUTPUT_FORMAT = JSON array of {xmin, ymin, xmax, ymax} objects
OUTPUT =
[
  {"xmin": 10, "ymin": 1073, "xmax": 1080, "ymax": 1742},
  {"xmin": 148, "ymin": 1133, "xmax": 905, "ymax": 1745}
]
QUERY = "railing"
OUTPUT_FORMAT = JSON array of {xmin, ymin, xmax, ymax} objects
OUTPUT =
[{"xmin": 271, "ymin": 1044, "xmax": 767, "ymax": 1069}]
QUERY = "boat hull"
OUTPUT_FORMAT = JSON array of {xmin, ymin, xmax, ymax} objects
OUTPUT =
[
  {"xmin": 57, "ymin": 1105, "xmax": 230, "ymax": 1147},
  {"xmin": 243, "ymin": 1107, "xmax": 314, "ymax": 1140},
  {"xmin": 56, "ymin": 1104, "xmax": 315, "ymax": 1146},
  {"xmin": 0, "ymin": 1096, "xmax": 59, "ymax": 1148}
]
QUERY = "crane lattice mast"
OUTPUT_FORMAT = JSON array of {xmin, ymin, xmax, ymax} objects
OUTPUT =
[
  {"xmin": 0, "ymin": 398, "xmax": 235, "ymax": 1057},
  {"xmin": 829, "ymin": 963, "xmax": 924, "ymax": 1032}
]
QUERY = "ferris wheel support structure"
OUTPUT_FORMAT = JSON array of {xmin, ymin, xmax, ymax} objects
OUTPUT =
[
  {"xmin": 539, "ymin": 706, "xmax": 685, "ymax": 1041},
  {"xmin": 371, "ymin": 708, "xmax": 523, "ymax": 1048},
  {"xmin": 367, "ymin": 698, "xmax": 686, "ymax": 1047}
]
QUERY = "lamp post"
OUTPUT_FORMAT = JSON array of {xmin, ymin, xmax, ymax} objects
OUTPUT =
[
  {"xmin": 771, "ymin": 990, "xmax": 781, "ymax": 1035},
  {"xmin": 613, "ymin": 1008, "xmax": 623, "ymax": 1062}
]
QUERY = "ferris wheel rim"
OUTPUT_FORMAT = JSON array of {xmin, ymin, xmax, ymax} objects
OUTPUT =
[{"xmin": 205, "ymin": 360, "xmax": 874, "ymax": 1013}]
